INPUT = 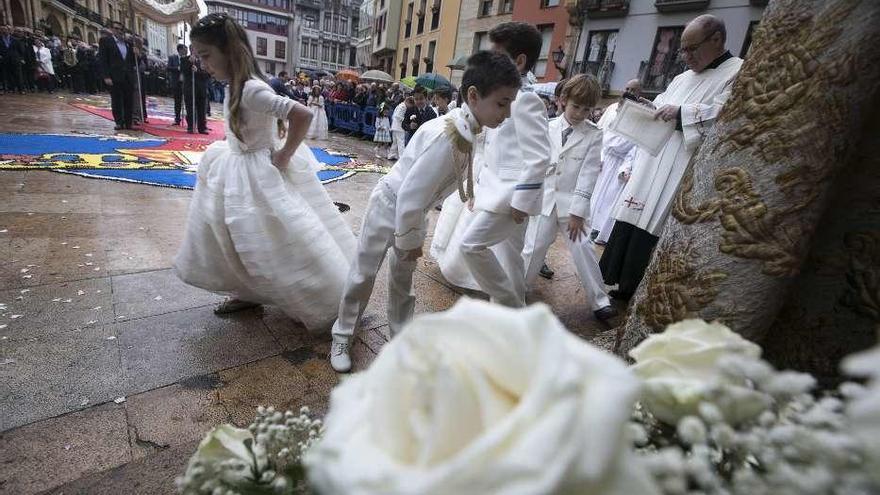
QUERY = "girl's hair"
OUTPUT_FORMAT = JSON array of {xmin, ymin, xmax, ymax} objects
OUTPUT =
[
  {"xmin": 190, "ymin": 12, "xmax": 267, "ymax": 142},
  {"xmin": 311, "ymin": 85, "xmax": 321, "ymax": 96}
]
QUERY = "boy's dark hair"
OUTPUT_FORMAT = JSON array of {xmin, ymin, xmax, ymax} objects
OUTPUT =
[
  {"xmin": 555, "ymin": 78, "xmax": 567, "ymax": 99},
  {"xmin": 561, "ymin": 73, "xmax": 601, "ymax": 107},
  {"xmin": 460, "ymin": 50, "xmax": 521, "ymax": 99},
  {"xmin": 431, "ymin": 87, "xmax": 451, "ymax": 100},
  {"xmin": 278, "ymin": 71, "xmax": 288, "ymax": 78},
  {"xmin": 488, "ymin": 22, "xmax": 543, "ymax": 72},
  {"xmin": 412, "ymin": 85, "xmax": 428, "ymax": 96}
]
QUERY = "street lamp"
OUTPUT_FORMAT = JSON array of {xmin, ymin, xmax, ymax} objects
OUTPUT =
[{"xmin": 552, "ymin": 45, "xmax": 566, "ymax": 78}]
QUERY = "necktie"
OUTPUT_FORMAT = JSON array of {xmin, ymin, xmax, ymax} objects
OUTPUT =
[{"xmin": 562, "ymin": 126, "xmax": 574, "ymax": 146}]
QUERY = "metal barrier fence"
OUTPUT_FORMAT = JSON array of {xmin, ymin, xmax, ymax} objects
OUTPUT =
[{"xmin": 326, "ymin": 102, "xmax": 378, "ymax": 138}]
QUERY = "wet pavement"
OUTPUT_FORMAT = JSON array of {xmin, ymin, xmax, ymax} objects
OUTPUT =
[{"xmin": 0, "ymin": 91, "xmax": 620, "ymax": 494}]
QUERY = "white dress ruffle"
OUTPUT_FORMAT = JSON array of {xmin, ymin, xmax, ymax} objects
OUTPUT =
[{"xmin": 174, "ymin": 79, "xmax": 356, "ymax": 330}]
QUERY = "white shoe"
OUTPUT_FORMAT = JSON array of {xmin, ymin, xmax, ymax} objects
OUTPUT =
[{"xmin": 329, "ymin": 340, "xmax": 352, "ymax": 373}]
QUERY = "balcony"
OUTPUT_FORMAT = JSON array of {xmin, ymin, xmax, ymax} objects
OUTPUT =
[
  {"xmin": 302, "ymin": 26, "xmax": 320, "ymax": 38},
  {"xmin": 54, "ymin": 0, "xmax": 109, "ymax": 27},
  {"xmin": 654, "ymin": 0, "xmax": 709, "ymax": 13},
  {"xmin": 583, "ymin": 0, "xmax": 629, "ymax": 18},
  {"xmin": 575, "ymin": 60, "xmax": 615, "ymax": 93},
  {"xmin": 295, "ymin": 0, "xmax": 322, "ymax": 8},
  {"xmin": 638, "ymin": 58, "xmax": 686, "ymax": 96}
]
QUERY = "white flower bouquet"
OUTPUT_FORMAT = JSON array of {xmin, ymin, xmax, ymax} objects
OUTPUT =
[{"xmin": 179, "ymin": 301, "xmax": 880, "ymax": 495}]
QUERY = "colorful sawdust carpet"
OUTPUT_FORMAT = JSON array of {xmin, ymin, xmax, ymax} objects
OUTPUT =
[{"xmin": 0, "ymin": 133, "xmax": 390, "ymax": 188}]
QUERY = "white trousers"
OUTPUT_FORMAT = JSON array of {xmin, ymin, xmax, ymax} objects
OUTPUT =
[
  {"xmin": 390, "ymin": 130, "xmax": 406, "ymax": 159},
  {"xmin": 523, "ymin": 207, "xmax": 611, "ymax": 311},
  {"xmin": 331, "ymin": 184, "xmax": 417, "ymax": 343},
  {"xmin": 460, "ymin": 210, "xmax": 528, "ymax": 307}
]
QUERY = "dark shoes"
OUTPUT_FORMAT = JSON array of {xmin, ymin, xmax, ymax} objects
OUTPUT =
[
  {"xmin": 593, "ymin": 305, "xmax": 618, "ymax": 322},
  {"xmin": 608, "ymin": 289, "xmax": 632, "ymax": 301},
  {"xmin": 538, "ymin": 263, "xmax": 554, "ymax": 280},
  {"xmin": 198, "ymin": 129, "xmax": 210, "ymax": 134},
  {"xmin": 114, "ymin": 125, "xmax": 124, "ymax": 131}
]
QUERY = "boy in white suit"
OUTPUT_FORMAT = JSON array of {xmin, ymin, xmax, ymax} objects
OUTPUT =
[
  {"xmin": 460, "ymin": 22, "xmax": 553, "ymax": 308},
  {"xmin": 329, "ymin": 51, "xmax": 522, "ymax": 372},
  {"xmin": 522, "ymin": 74, "xmax": 617, "ymax": 321}
]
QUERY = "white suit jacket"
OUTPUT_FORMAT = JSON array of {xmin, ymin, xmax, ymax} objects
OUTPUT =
[
  {"xmin": 474, "ymin": 78, "xmax": 552, "ymax": 216},
  {"xmin": 541, "ymin": 116, "xmax": 603, "ymax": 220}
]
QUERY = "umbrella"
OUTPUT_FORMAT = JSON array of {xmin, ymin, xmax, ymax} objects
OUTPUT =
[
  {"xmin": 400, "ymin": 76, "xmax": 417, "ymax": 89},
  {"xmin": 360, "ymin": 69, "xmax": 394, "ymax": 83},
  {"xmin": 415, "ymin": 73, "xmax": 451, "ymax": 91},
  {"xmin": 446, "ymin": 54, "xmax": 469, "ymax": 70},
  {"xmin": 336, "ymin": 69, "xmax": 360, "ymax": 82},
  {"xmin": 532, "ymin": 81, "xmax": 558, "ymax": 98}
]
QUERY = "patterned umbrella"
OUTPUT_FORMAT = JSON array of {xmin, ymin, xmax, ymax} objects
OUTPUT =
[
  {"xmin": 414, "ymin": 73, "xmax": 452, "ymax": 91},
  {"xmin": 360, "ymin": 70, "xmax": 394, "ymax": 83},
  {"xmin": 336, "ymin": 69, "xmax": 360, "ymax": 82}
]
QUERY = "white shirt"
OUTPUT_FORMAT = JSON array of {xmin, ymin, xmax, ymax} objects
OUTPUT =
[{"xmin": 391, "ymin": 101, "xmax": 407, "ymax": 132}]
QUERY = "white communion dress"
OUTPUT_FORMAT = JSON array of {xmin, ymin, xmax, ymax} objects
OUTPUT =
[{"xmin": 174, "ymin": 78, "xmax": 356, "ymax": 330}]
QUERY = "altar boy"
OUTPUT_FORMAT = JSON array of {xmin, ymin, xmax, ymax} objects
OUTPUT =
[
  {"xmin": 329, "ymin": 51, "xmax": 522, "ymax": 372},
  {"xmin": 522, "ymin": 74, "xmax": 617, "ymax": 322}
]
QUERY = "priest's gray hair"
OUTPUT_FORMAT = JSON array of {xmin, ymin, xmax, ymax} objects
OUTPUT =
[{"xmin": 689, "ymin": 14, "xmax": 727, "ymax": 43}]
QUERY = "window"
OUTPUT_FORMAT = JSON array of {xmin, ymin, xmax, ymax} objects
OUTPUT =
[
  {"xmin": 322, "ymin": 43, "xmax": 330, "ymax": 62},
  {"xmin": 472, "ymin": 31, "xmax": 490, "ymax": 53},
  {"xmin": 400, "ymin": 47, "xmax": 408, "ymax": 78},
  {"xmin": 301, "ymin": 40, "xmax": 308, "ymax": 58},
  {"xmin": 324, "ymin": 13, "xmax": 332, "ymax": 31},
  {"xmin": 310, "ymin": 42, "xmax": 317, "ymax": 60},
  {"xmin": 585, "ymin": 30, "xmax": 617, "ymax": 64},
  {"xmin": 275, "ymin": 40, "xmax": 285, "ymax": 59},
  {"xmin": 304, "ymin": 15, "xmax": 317, "ymax": 29},
  {"xmin": 533, "ymin": 24, "xmax": 553, "ymax": 77},
  {"xmin": 479, "ymin": 0, "xmax": 492, "ymax": 16},
  {"xmin": 498, "ymin": 0, "xmax": 513, "ymax": 13},
  {"xmin": 417, "ymin": 0, "xmax": 426, "ymax": 34},
  {"xmin": 256, "ymin": 37, "xmax": 268, "ymax": 56},
  {"xmin": 644, "ymin": 26, "xmax": 685, "ymax": 92},
  {"xmin": 741, "ymin": 21, "xmax": 759, "ymax": 58},
  {"xmin": 540, "ymin": 0, "xmax": 559, "ymax": 7},
  {"xmin": 430, "ymin": 0, "xmax": 440, "ymax": 30},
  {"xmin": 425, "ymin": 40, "xmax": 436, "ymax": 73},
  {"xmin": 266, "ymin": 61, "xmax": 275, "ymax": 75},
  {"xmin": 405, "ymin": 3, "xmax": 413, "ymax": 37},
  {"xmin": 412, "ymin": 44, "xmax": 421, "ymax": 76},
  {"xmin": 340, "ymin": 16, "xmax": 347, "ymax": 34}
]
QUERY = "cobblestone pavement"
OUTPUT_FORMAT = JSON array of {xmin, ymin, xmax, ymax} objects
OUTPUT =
[{"xmin": 0, "ymin": 91, "xmax": 621, "ymax": 495}]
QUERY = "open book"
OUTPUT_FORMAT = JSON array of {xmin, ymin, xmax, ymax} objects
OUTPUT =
[{"xmin": 607, "ymin": 99, "xmax": 675, "ymax": 156}]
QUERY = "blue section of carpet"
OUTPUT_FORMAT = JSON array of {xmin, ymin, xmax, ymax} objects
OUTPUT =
[
  {"xmin": 62, "ymin": 168, "xmax": 350, "ymax": 189},
  {"xmin": 0, "ymin": 133, "xmax": 167, "ymax": 154}
]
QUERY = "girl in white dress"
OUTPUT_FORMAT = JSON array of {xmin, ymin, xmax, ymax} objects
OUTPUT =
[
  {"xmin": 372, "ymin": 101, "xmax": 392, "ymax": 158},
  {"xmin": 173, "ymin": 13, "xmax": 356, "ymax": 330},
  {"xmin": 307, "ymin": 85, "xmax": 328, "ymax": 140}
]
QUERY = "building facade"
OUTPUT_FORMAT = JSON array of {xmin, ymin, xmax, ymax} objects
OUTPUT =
[
  {"xmin": 449, "ymin": 0, "xmax": 513, "ymax": 85},
  {"xmin": 393, "ymin": 0, "xmax": 463, "ymax": 81},
  {"xmin": 354, "ymin": 0, "xmax": 373, "ymax": 69},
  {"xmin": 512, "ymin": 0, "xmax": 572, "ymax": 82},
  {"xmin": 370, "ymin": 0, "xmax": 400, "ymax": 75},
  {"xmin": 206, "ymin": 0, "xmax": 295, "ymax": 75},
  {"xmin": 293, "ymin": 0, "xmax": 360, "ymax": 74},
  {"xmin": 570, "ymin": 0, "xmax": 765, "ymax": 95}
]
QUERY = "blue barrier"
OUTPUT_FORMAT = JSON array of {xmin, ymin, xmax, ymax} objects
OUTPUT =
[{"xmin": 323, "ymin": 102, "xmax": 383, "ymax": 139}]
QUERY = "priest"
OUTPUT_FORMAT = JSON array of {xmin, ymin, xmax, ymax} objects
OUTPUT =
[{"xmin": 599, "ymin": 14, "xmax": 743, "ymax": 300}]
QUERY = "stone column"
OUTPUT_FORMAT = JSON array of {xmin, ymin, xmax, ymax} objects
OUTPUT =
[{"xmin": 614, "ymin": 0, "xmax": 880, "ymax": 377}]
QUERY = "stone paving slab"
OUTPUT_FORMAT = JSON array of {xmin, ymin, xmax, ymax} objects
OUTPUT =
[
  {"xmin": 0, "ymin": 277, "xmax": 115, "ymax": 336},
  {"xmin": 110, "ymin": 268, "xmax": 224, "ymax": 321},
  {"xmin": 0, "ymin": 403, "xmax": 131, "ymax": 495},
  {"xmin": 116, "ymin": 306, "xmax": 280, "ymax": 395}
]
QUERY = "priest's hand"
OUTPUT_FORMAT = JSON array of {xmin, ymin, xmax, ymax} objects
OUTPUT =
[
  {"xmin": 567, "ymin": 215, "xmax": 587, "ymax": 243},
  {"xmin": 511, "ymin": 207, "xmax": 527, "ymax": 224},
  {"xmin": 654, "ymin": 104, "xmax": 680, "ymax": 122},
  {"xmin": 467, "ymin": 198, "xmax": 475, "ymax": 212}
]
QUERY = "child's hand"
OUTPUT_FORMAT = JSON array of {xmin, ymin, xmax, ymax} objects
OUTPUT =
[
  {"xmin": 467, "ymin": 198, "xmax": 475, "ymax": 211},
  {"xmin": 567, "ymin": 215, "xmax": 587, "ymax": 243},
  {"xmin": 271, "ymin": 149, "xmax": 292, "ymax": 170}
]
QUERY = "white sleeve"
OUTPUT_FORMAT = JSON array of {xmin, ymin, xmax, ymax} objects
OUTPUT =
[
  {"xmin": 680, "ymin": 75, "xmax": 737, "ymax": 151},
  {"xmin": 569, "ymin": 130, "xmax": 603, "ymax": 220},
  {"xmin": 510, "ymin": 91, "xmax": 552, "ymax": 215},
  {"xmin": 242, "ymin": 80, "xmax": 295, "ymax": 120},
  {"xmin": 394, "ymin": 137, "xmax": 455, "ymax": 251}
]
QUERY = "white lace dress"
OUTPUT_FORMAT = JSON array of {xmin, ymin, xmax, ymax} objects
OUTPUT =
[{"xmin": 174, "ymin": 78, "xmax": 356, "ymax": 330}]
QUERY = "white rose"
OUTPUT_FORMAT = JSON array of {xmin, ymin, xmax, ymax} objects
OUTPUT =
[
  {"xmin": 630, "ymin": 319, "xmax": 767, "ymax": 425},
  {"xmin": 305, "ymin": 299, "xmax": 659, "ymax": 495},
  {"xmin": 182, "ymin": 424, "xmax": 268, "ymax": 488},
  {"xmin": 842, "ymin": 344, "xmax": 880, "ymax": 483}
]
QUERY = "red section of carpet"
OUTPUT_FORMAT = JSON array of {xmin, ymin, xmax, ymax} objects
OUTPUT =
[{"xmin": 71, "ymin": 103, "xmax": 225, "ymax": 141}]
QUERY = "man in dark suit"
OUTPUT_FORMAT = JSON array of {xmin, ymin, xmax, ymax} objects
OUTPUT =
[
  {"xmin": 403, "ymin": 85, "xmax": 437, "ymax": 145},
  {"xmin": 18, "ymin": 29, "xmax": 37, "ymax": 92},
  {"xmin": 182, "ymin": 53, "xmax": 209, "ymax": 134},
  {"xmin": 0, "ymin": 25, "xmax": 26, "ymax": 94},
  {"xmin": 167, "ymin": 44, "xmax": 186, "ymax": 125},
  {"xmin": 99, "ymin": 23, "xmax": 136, "ymax": 130}
]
